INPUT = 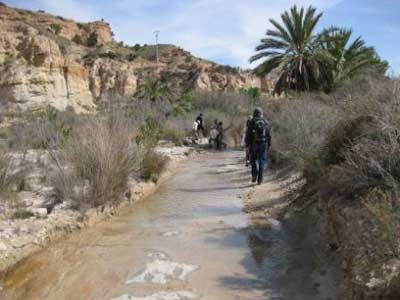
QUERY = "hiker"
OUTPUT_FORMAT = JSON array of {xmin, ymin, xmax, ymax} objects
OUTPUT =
[
  {"xmin": 245, "ymin": 107, "xmax": 271, "ymax": 184},
  {"xmin": 216, "ymin": 121, "xmax": 226, "ymax": 150},
  {"xmin": 209, "ymin": 127, "xmax": 219, "ymax": 149},
  {"xmin": 192, "ymin": 119, "xmax": 200, "ymax": 142},
  {"xmin": 209, "ymin": 119, "xmax": 222, "ymax": 149},
  {"xmin": 241, "ymin": 115, "xmax": 253, "ymax": 167},
  {"xmin": 195, "ymin": 113, "xmax": 205, "ymax": 137}
]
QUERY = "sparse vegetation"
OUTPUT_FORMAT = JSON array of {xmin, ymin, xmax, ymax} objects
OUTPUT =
[
  {"xmin": 135, "ymin": 77, "xmax": 172, "ymax": 103},
  {"xmin": 0, "ymin": 150, "xmax": 26, "ymax": 195},
  {"xmin": 141, "ymin": 150, "xmax": 169, "ymax": 183},
  {"xmin": 52, "ymin": 115, "xmax": 138, "ymax": 209},
  {"xmin": 12, "ymin": 209, "xmax": 34, "ymax": 219},
  {"xmin": 49, "ymin": 23, "xmax": 63, "ymax": 35},
  {"xmin": 87, "ymin": 31, "xmax": 98, "ymax": 47},
  {"xmin": 72, "ymin": 34, "xmax": 84, "ymax": 45}
]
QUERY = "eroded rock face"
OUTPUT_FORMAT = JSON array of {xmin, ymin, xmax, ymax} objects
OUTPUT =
[
  {"xmin": 0, "ymin": 2, "xmax": 272, "ymax": 115},
  {"xmin": 0, "ymin": 5, "xmax": 96, "ymax": 113}
]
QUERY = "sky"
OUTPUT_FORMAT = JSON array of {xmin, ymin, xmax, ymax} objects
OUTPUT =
[{"xmin": 4, "ymin": 0, "xmax": 400, "ymax": 74}]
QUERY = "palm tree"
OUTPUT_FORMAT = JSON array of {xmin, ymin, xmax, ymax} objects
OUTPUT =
[
  {"xmin": 318, "ymin": 27, "xmax": 388, "ymax": 90},
  {"xmin": 135, "ymin": 77, "xmax": 171, "ymax": 103},
  {"xmin": 250, "ymin": 5, "xmax": 328, "ymax": 94}
]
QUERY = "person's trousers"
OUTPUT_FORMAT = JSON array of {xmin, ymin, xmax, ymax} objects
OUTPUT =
[{"xmin": 250, "ymin": 143, "xmax": 268, "ymax": 183}]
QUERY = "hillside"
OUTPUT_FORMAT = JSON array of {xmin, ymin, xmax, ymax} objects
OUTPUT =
[{"xmin": 0, "ymin": 2, "xmax": 272, "ymax": 115}]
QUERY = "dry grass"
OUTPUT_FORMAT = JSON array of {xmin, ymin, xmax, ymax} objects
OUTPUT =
[
  {"xmin": 52, "ymin": 116, "xmax": 139, "ymax": 209},
  {"xmin": 264, "ymin": 76, "xmax": 400, "ymax": 206},
  {"xmin": 141, "ymin": 150, "xmax": 169, "ymax": 183},
  {"xmin": 264, "ymin": 96, "xmax": 339, "ymax": 173},
  {"xmin": 0, "ymin": 150, "xmax": 26, "ymax": 195}
]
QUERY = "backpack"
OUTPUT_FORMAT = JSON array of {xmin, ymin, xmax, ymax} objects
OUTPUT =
[{"xmin": 253, "ymin": 118, "xmax": 269, "ymax": 142}]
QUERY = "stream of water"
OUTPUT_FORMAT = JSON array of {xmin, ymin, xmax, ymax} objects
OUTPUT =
[{"xmin": 0, "ymin": 151, "xmax": 341, "ymax": 300}]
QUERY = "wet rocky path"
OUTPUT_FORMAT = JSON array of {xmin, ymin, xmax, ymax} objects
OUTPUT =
[{"xmin": 0, "ymin": 151, "xmax": 341, "ymax": 300}]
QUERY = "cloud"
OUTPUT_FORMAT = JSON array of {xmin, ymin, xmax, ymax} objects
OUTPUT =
[
  {"xmin": 6, "ymin": 0, "xmax": 344, "ymax": 67},
  {"xmin": 110, "ymin": 0, "xmax": 344, "ymax": 68}
]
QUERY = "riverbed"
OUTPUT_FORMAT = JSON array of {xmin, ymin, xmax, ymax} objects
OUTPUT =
[{"xmin": 0, "ymin": 151, "xmax": 342, "ymax": 300}]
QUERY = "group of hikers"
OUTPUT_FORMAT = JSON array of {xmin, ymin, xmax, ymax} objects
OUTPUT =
[
  {"xmin": 192, "ymin": 113, "xmax": 226, "ymax": 150},
  {"xmin": 193, "ymin": 107, "xmax": 271, "ymax": 185}
]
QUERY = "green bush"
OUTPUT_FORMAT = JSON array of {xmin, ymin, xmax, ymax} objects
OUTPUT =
[
  {"xmin": 126, "ymin": 53, "xmax": 137, "ymax": 62},
  {"xmin": 72, "ymin": 34, "xmax": 84, "ymax": 45},
  {"xmin": 50, "ymin": 23, "xmax": 63, "ymax": 35},
  {"xmin": 12, "ymin": 209, "xmax": 34, "ymax": 220},
  {"xmin": 0, "ymin": 127, "xmax": 11, "ymax": 140},
  {"xmin": 136, "ymin": 117, "xmax": 162, "ymax": 148}
]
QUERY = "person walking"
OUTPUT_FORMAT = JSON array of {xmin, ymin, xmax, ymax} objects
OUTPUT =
[
  {"xmin": 245, "ymin": 107, "xmax": 271, "ymax": 185},
  {"xmin": 195, "ymin": 113, "xmax": 205, "ymax": 137},
  {"xmin": 242, "ymin": 115, "xmax": 253, "ymax": 167},
  {"xmin": 216, "ymin": 121, "xmax": 225, "ymax": 150}
]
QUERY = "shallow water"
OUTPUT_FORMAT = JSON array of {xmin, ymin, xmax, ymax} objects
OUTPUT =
[{"xmin": 0, "ymin": 151, "xmax": 341, "ymax": 300}]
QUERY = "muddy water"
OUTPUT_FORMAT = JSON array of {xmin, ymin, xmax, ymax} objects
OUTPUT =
[{"xmin": 0, "ymin": 151, "xmax": 341, "ymax": 300}]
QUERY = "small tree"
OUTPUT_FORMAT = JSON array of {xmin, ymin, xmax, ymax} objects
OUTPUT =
[
  {"xmin": 50, "ymin": 23, "xmax": 63, "ymax": 35},
  {"xmin": 72, "ymin": 34, "xmax": 83, "ymax": 45},
  {"xmin": 135, "ymin": 77, "xmax": 171, "ymax": 103}
]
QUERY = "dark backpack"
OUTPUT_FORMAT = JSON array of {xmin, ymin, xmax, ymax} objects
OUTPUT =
[{"xmin": 253, "ymin": 118, "xmax": 269, "ymax": 142}]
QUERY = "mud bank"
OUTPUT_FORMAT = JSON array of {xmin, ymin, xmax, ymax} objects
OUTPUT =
[
  {"xmin": 0, "ymin": 145, "xmax": 196, "ymax": 276},
  {"xmin": 322, "ymin": 200, "xmax": 400, "ymax": 300},
  {"xmin": 242, "ymin": 168, "xmax": 344, "ymax": 300}
]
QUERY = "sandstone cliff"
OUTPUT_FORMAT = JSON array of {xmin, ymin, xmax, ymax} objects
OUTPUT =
[{"xmin": 0, "ymin": 2, "xmax": 272, "ymax": 115}]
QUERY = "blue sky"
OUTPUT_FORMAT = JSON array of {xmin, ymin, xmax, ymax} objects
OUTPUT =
[{"xmin": 5, "ymin": 0, "xmax": 400, "ymax": 73}]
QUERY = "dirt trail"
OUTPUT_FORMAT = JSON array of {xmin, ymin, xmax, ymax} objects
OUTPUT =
[{"xmin": 0, "ymin": 151, "xmax": 342, "ymax": 300}]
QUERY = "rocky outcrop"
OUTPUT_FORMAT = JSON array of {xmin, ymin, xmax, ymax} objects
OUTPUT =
[
  {"xmin": 0, "ymin": 3, "xmax": 272, "ymax": 115},
  {"xmin": 0, "ymin": 4, "xmax": 96, "ymax": 113}
]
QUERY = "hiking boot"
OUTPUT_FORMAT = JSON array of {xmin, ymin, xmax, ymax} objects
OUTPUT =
[
  {"xmin": 252, "ymin": 177, "xmax": 257, "ymax": 183},
  {"xmin": 245, "ymin": 160, "xmax": 250, "ymax": 167}
]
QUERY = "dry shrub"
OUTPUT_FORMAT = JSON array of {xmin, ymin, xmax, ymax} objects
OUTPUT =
[
  {"xmin": 326, "ymin": 134, "xmax": 400, "ymax": 200},
  {"xmin": 318, "ymin": 76, "xmax": 400, "ymax": 201},
  {"xmin": 141, "ymin": 151, "xmax": 169, "ymax": 183},
  {"xmin": 364, "ymin": 191, "xmax": 400, "ymax": 258},
  {"xmin": 53, "ymin": 116, "xmax": 139, "ymax": 209},
  {"xmin": 0, "ymin": 150, "xmax": 26, "ymax": 195},
  {"xmin": 265, "ymin": 97, "xmax": 339, "ymax": 172},
  {"xmin": 161, "ymin": 126, "xmax": 186, "ymax": 146},
  {"xmin": 192, "ymin": 91, "xmax": 251, "ymax": 115},
  {"xmin": 322, "ymin": 115, "xmax": 380, "ymax": 167}
]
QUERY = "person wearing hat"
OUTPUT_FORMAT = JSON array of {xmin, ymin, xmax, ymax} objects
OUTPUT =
[{"xmin": 245, "ymin": 107, "xmax": 271, "ymax": 184}]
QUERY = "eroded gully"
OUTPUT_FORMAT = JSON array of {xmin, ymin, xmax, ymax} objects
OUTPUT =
[{"xmin": 0, "ymin": 151, "xmax": 342, "ymax": 300}]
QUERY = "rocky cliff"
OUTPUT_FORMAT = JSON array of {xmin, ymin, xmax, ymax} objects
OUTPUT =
[{"xmin": 0, "ymin": 2, "xmax": 272, "ymax": 115}]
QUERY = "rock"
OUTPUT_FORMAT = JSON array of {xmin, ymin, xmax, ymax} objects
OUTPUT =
[
  {"xmin": 0, "ymin": 241, "xmax": 8, "ymax": 251},
  {"xmin": 111, "ymin": 291, "xmax": 198, "ymax": 300},
  {"xmin": 0, "ymin": 2, "xmax": 275, "ymax": 116}
]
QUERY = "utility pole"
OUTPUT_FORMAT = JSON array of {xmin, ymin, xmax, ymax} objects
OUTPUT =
[{"xmin": 153, "ymin": 30, "xmax": 160, "ymax": 65}]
